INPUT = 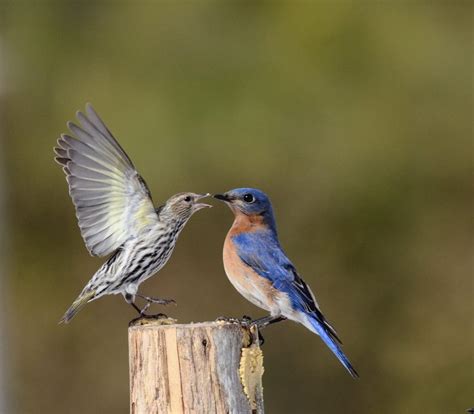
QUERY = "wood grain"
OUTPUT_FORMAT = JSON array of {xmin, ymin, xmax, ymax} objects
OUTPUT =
[{"xmin": 129, "ymin": 319, "xmax": 264, "ymax": 414}]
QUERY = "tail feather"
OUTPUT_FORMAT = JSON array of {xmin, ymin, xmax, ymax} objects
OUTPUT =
[
  {"xmin": 59, "ymin": 289, "xmax": 96, "ymax": 324},
  {"xmin": 306, "ymin": 315, "xmax": 359, "ymax": 378}
]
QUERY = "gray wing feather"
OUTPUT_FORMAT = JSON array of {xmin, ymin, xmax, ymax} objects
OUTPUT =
[{"xmin": 54, "ymin": 104, "xmax": 158, "ymax": 257}]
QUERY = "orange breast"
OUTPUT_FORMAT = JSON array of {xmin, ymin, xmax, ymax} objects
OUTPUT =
[
  {"xmin": 222, "ymin": 229, "xmax": 279, "ymax": 313},
  {"xmin": 227, "ymin": 212, "xmax": 267, "ymax": 237}
]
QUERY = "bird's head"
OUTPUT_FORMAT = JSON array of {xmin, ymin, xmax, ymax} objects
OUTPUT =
[
  {"xmin": 214, "ymin": 188, "xmax": 276, "ymax": 228},
  {"xmin": 161, "ymin": 192, "xmax": 212, "ymax": 221}
]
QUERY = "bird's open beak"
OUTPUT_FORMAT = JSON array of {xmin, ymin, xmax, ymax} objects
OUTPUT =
[{"xmin": 194, "ymin": 193, "xmax": 212, "ymax": 210}]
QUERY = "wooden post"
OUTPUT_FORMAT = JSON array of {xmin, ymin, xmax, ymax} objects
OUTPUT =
[{"xmin": 129, "ymin": 319, "xmax": 264, "ymax": 414}]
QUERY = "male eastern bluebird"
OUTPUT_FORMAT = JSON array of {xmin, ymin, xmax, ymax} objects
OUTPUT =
[
  {"xmin": 54, "ymin": 104, "xmax": 211, "ymax": 323},
  {"xmin": 214, "ymin": 188, "xmax": 358, "ymax": 377}
]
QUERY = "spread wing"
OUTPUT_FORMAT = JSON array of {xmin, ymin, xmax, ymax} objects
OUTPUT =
[
  {"xmin": 54, "ymin": 103, "xmax": 158, "ymax": 257},
  {"xmin": 234, "ymin": 231, "xmax": 342, "ymax": 344}
]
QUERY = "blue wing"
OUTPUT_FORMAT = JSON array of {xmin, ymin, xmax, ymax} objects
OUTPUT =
[
  {"xmin": 232, "ymin": 231, "xmax": 341, "ymax": 343},
  {"xmin": 233, "ymin": 230, "xmax": 359, "ymax": 377}
]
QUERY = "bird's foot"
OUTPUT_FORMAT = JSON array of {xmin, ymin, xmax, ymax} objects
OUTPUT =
[
  {"xmin": 141, "ymin": 312, "xmax": 169, "ymax": 319},
  {"xmin": 251, "ymin": 315, "xmax": 287, "ymax": 329},
  {"xmin": 241, "ymin": 315, "xmax": 253, "ymax": 325},
  {"xmin": 215, "ymin": 315, "xmax": 264, "ymax": 345},
  {"xmin": 137, "ymin": 294, "xmax": 176, "ymax": 306},
  {"xmin": 247, "ymin": 316, "xmax": 286, "ymax": 346}
]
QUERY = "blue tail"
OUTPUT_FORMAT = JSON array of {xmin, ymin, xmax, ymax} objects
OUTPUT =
[{"xmin": 307, "ymin": 316, "xmax": 359, "ymax": 378}]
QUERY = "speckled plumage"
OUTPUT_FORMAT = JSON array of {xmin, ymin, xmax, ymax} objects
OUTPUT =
[{"xmin": 55, "ymin": 104, "xmax": 210, "ymax": 323}]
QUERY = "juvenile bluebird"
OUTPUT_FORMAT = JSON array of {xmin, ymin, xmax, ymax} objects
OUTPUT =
[
  {"xmin": 54, "ymin": 104, "xmax": 211, "ymax": 323},
  {"xmin": 214, "ymin": 188, "xmax": 358, "ymax": 377}
]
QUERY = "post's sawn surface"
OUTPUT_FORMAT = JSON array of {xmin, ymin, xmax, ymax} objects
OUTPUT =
[{"xmin": 129, "ymin": 320, "xmax": 264, "ymax": 414}]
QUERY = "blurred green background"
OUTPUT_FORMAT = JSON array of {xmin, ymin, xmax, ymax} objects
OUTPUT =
[{"xmin": 0, "ymin": 1, "xmax": 472, "ymax": 413}]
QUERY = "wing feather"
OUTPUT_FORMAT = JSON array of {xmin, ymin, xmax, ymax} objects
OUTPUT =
[
  {"xmin": 235, "ymin": 231, "xmax": 342, "ymax": 344},
  {"xmin": 54, "ymin": 104, "xmax": 158, "ymax": 256}
]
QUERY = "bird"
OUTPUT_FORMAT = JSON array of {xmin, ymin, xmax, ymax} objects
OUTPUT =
[
  {"xmin": 54, "ymin": 103, "xmax": 211, "ymax": 323},
  {"xmin": 214, "ymin": 188, "xmax": 358, "ymax": 378}
]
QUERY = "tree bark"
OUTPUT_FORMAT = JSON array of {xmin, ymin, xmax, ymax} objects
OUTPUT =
[{"xmin": 129, "ymin": 319, "xmax": 264, "ymax": 414}]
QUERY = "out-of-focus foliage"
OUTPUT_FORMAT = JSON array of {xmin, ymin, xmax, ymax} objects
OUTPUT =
[{"xmin": 1, "ymin": 2, "xmax": 472, "ymax": 413}]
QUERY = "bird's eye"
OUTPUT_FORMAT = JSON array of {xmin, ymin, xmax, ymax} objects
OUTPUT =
[
  {"xmin": 184, "ymin": 196, "xmax": 191, "ymax": 202},
  {"xmin": 243, "ymin": 194, "xmax": 255, "ymax": 203}
]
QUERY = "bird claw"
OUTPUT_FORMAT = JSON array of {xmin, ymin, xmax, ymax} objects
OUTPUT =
[
  {"xmin": 142, "ymin": 312, "xmax": 169, "ymax": 319},
  {"xmin": 214, "ymin": 316, "xmax": 264, "ymax": 345},
  {"xmin": 130, "ymin": 295, "xmax": 176, "ymax": 321},
  {"xmin": 137, "ymin": 294, "xmax": 177, "ymax": 306},
  {"xmin": 154, "ymin": 298, "xmax": 176, "ymax": 306},
  {"xmin": 241, "ymin": 315, "xmax": 253, "ymax": 324}
]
